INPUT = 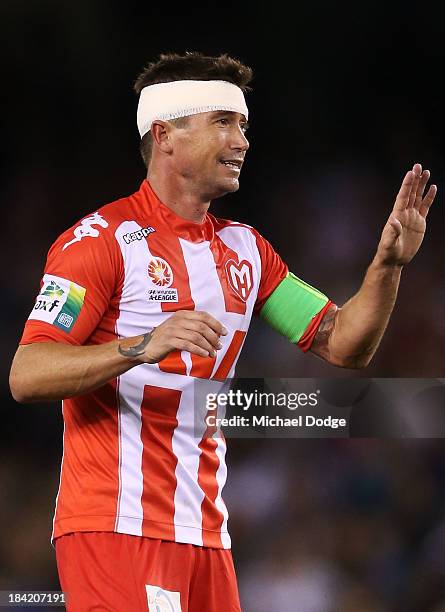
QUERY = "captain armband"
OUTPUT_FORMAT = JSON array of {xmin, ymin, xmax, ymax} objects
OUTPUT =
[{"xmin": 259, "ymin": 272, "xmax": 330, "ymax": 343}]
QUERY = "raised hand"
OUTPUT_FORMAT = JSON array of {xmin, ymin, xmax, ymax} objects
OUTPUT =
[{"xmin": 375, "ymin": 163, "xmax": 437, "ymax": 267}]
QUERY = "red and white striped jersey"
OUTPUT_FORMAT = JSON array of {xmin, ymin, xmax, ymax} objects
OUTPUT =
[{"xmin": 21, "ymin": 180, "xmax": 295, "ymax": 548}]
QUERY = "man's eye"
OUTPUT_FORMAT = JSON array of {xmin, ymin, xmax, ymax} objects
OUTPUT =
[
  {"xmin": 241, "ymin": 124, "xmax": 249, "ymax": 133},
  {"xmin": 218, "ymin": 118, "xmax": 229, "ymax": 125}
]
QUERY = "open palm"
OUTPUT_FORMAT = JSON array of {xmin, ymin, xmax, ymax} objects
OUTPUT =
[{"xmin": 376, "ymin": 163, "xmax": 437, "ymax": 266}]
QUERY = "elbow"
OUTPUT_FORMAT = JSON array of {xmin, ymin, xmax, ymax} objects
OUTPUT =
[
  {"xmin": 9, "ymin": 365, "xmax": 39, "ymax": 404},
  {"xmin": 9, "ymin": 371, "xmax": 31, "ymax": 403},
  {"xmin": 341, "ymin": 359, "xmax": 371, "ymax": 370},
  {"xmin": 9, "ymin": 345, "xmax": 45, "ymax": 403},
  {"xmin": 335, "ymin": 352, "xmax": 374, "ymax": 370}
]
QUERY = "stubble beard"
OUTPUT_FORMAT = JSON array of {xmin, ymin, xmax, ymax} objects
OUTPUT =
[{"xmin": 199, "ymin": 174, "xmax": 240, "ymax": 203}]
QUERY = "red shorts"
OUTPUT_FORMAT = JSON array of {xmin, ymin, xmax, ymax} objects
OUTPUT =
[{"xmin": 55, "ymin": 532, "xmax": 241, "ymax": 612}]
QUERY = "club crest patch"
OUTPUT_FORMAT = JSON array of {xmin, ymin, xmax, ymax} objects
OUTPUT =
[{"xmin": 225, "ymin": 259, "xmax": 254, "ymax": 301}]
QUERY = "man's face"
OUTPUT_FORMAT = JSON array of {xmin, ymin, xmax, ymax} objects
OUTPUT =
[{"xmin": 169, "ymin": 110, "xmax": 249, "ymax": 201}]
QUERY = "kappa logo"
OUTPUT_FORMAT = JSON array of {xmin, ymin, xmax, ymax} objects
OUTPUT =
[
  {"xmin": 62, "ymin": 212, "xmax": 109, "ymax": 251},
  {"xmin": 225, "ymin": 259, "xmax": 254, "ymax": 301},
  {"xmin": 148, "ymin": 257, "xmax": 173, "ymax": 287},
  {"xmin": 123, "ymin": 226, "xmax": 156, "ymax": 244}
]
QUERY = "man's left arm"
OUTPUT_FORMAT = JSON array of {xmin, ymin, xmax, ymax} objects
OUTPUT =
[{"xmin": 311, "ymin": 163, "xmax": 437, "ymax": 368}]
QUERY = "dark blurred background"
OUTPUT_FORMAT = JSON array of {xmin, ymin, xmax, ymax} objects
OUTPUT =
[{"xmin": 1, "ymin": 1, "xmax": 445, "ymax": 610}]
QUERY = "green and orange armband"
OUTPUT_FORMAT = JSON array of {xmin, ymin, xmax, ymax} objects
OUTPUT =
[{"xmin": 259, "ymin": 272, "xmax": 334, "ymax": 351}]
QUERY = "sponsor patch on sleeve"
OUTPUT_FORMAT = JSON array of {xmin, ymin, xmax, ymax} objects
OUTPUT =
[{"xmin": 28, "ymin": 274, "xmax": 86, "ymax": 332}]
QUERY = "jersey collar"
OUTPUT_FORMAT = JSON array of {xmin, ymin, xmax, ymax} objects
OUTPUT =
[{"xmin": 139, "ymin": 180, "xmax": 215, "ymax": 243}]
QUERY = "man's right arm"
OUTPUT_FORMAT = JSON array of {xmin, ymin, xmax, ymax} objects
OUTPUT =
[{"xmin": 9, "ymin": 311, "xmax": 227, "ymax": 403}]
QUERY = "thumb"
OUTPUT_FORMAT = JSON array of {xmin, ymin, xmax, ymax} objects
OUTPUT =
[{"xmin": 388, "ymin": 217, "xmax": 403, "ymax": 239}]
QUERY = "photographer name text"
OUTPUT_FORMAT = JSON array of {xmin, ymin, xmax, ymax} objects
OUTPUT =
[{"xmin": 206, "ymin": 414, "xmax": 347, "ymax": 429}]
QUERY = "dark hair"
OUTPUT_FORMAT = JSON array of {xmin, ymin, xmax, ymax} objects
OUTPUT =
[{"xmin": 134, "ymin": 52, "xmax": 253, "ymax": 168}]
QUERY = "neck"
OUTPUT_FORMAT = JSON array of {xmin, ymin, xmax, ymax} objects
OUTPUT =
[{"xmin": 147, "ymin": 168, "xmax": 210, "ymax": 223}]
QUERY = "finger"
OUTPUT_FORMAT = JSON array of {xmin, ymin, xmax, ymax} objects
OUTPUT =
[
  {"xmin": 173, "ymin": 338, "xmax": 214, "ymax": 358},
  {"xmin": 182, "ymin": 320, "xmax": 222, "ymax": 350},
  {"xmin": 419, "ymin": 184, "xmax": 438, "ymax": 218},
  {"xmin": 414, "ymin": 169, "xmax": 430, "ymax": 210},
  {"xmin": 394, "ymin": 170, "xmax": 415, "ymax": 211},
  {"xmin": 175, "ymin": 330, "xmax": 217, "ymax": 357},
  {"xmin": 408, "ymin": 163, "xmax": 422, "ymax": 208},
  {"xmin": 176, "ymin": 310, "xmax": 228, "ymax": 335}
]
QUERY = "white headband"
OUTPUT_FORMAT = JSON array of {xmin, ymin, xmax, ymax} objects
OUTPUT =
[{"xmin": 137, "ymin": 79, "xmax": 249, "ymax": 139}]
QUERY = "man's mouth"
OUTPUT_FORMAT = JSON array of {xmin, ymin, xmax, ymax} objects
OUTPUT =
[{"xmin": 220, "ymin": 159, "xmax": 243, "ymax": 170}]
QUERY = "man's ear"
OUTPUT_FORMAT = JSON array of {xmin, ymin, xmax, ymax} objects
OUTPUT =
[{"xmin": 151, "ymin": 120, "xmax": 173, "ymax": 154}]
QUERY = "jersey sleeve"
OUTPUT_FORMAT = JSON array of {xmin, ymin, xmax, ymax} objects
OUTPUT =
[
  {"xmin": 20, "ymin": 212, "xmax": 123, "ymax": 346},
  {"xmin": 253, "ymin": 230, "xmax": 289, "ymax": 315}
]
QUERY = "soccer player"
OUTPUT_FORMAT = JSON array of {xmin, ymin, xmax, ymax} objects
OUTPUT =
[{"xmin": 9, "ymin": 52, "xmax": 437, "ymax": 612}]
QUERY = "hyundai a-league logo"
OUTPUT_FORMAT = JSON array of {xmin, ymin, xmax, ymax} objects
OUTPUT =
[{"xmin": 148, "ymin": 257, "xmax": 173, "ymax": 287}]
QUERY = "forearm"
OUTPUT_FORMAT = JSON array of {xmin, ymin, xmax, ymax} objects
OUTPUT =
[
  {"xmin": 11, "ymin": 310, "xmax": 226, "ymax": 403},
  {"xmin": 9, "ymin": 336, "xmax": 146, "ymax": 403},
  {"xmin": 330, "ymin": 259, "xmax": 402, "ymax": 367}
]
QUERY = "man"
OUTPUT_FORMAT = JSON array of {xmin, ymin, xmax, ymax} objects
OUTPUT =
[{"xmin": 9, "ymin": 52, "xmax": 437, "ymax": 611}]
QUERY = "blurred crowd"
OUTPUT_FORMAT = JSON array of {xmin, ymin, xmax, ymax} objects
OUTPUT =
[
  {"xmin": 2, "ymin": 1, "xmax": 445, "ymax": 610},
  {"xmin": 2, "ymin": 430, "xmax": 445, "ymax": 611},
  {"xmin": 229, "ymin": 439, "xmax": 445, "ymax": 612}
]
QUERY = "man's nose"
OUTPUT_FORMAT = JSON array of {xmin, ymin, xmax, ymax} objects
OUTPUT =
[{"xmin": 231, "ymin": 128, "xmax": 249, "ymax": 151}]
